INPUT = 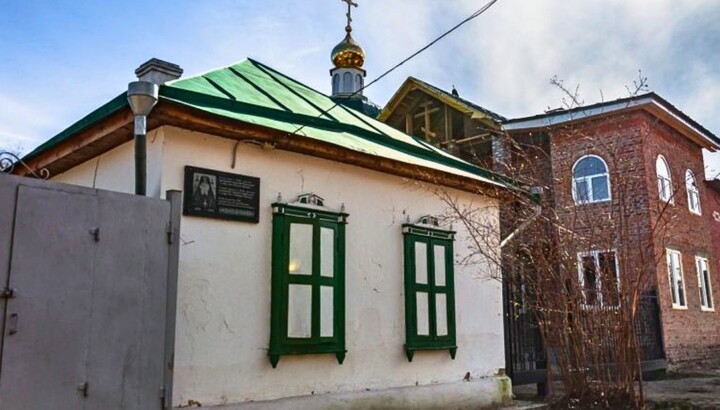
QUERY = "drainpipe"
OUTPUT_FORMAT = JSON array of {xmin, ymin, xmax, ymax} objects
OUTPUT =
[
  {"xmin": 500, "ymin": 187, "xmax": 543, "ymax": 248},
  {"xmin": 127, "ymin": 81, "xmax": 158, "ymax": 196}
]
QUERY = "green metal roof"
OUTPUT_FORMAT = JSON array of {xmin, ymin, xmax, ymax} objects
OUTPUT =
[{"xmin": 26, "ymin": 58, "xmax": 514, "ymax": 191}]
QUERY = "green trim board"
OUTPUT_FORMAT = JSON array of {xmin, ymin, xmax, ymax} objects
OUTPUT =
[
  {"xmin": 268, "ymin": 200, "xmax": 348, "ymax": 367},
  {"xmin": 402, "ymin": 223, "xmax": 457, "ymax": 362},
  {"xmin": 24, "ymin": 58, "xmax": 520, "ymax": 193}
]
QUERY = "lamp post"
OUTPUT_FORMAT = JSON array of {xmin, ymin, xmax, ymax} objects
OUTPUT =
[{"xmin": 127, "ymin": 81, "xmax": 159, "ymax": 196}]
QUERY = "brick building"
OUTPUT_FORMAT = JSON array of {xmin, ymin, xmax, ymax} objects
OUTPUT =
[
  {"xmin": 503, "ymin": 95, "xmax": 720, "ymax": 369},
  {"xmin": 379, "ymin": 85, "xmax": 720, "ymax": 370}
]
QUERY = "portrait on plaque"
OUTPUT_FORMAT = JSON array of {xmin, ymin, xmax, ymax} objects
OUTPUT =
[
  {"xmin": 191, "ymin": 173, "xmax": 217, "ymax": 211},
  {"xmin": 183, "ymin": 166, "xmax": 260, "ymax": 223}
]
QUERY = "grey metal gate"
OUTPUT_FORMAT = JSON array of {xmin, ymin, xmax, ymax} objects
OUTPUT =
[{"xmin": 0, "ymin": 174, "xmax": 181, "ymax": 410}]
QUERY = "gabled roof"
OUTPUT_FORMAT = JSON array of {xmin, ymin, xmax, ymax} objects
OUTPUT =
[
  {"xmin": 377, "ymin": 76, "xmax": 506, "ymax": 123},
  {"xmin": 22, "ymin": 59, "xmax": 517, "ymax": 192},
  {"xmin": 502, "ymin": 92, "xmax": 720, "ymax": 151}
]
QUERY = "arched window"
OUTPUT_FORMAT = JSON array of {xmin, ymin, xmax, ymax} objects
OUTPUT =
[
  {"xmin": 332, "ymin": 74, "xmax": 340, "ymax": 95},
  {"xmin": 342, "ymin": 72, "xmax": 352, "ymax": 93},
  {"xmin": 686, "ymin": 170, "xmax": 701, "ymax": 214},
  {"xmin": 656, "ymin": 155, "xmax": 672, "ymax": 203},
  {"xmin": 355, "ymin": 74, "xmax": 363, "ymax": 91},
  {"xmin": 572, "ymin": 155, "xmax": 610, "ymax": 204}
]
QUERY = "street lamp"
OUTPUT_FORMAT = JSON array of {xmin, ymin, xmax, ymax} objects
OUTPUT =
[{"xmin": 127, "ymin": 81, "xmax": 159, "ymax": 196}]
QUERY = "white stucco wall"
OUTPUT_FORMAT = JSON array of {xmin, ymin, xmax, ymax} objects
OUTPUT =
[
  {"xmin": 53, "ymin": 128, "xmax": 166, "ymax": 197},
  {"xmin": 51, "ymin": 125, "xmax": 506, "ymax": 408},
  {"xmin": 159, "ymin": 127, "xmax": 505, "ymax": 407}
]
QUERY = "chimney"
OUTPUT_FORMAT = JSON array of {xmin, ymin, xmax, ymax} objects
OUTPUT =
[{"xmin": 134, "ymin": 58, "xmax": 183, "ymax": 85}]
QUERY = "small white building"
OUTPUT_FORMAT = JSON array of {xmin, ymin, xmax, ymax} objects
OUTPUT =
[{"xmin": 19, "ymin": 55, "xmax": 515, "ymax": 409}]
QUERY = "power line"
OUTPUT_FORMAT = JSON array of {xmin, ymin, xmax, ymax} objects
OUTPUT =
[{"xmin": 291, "ymin": 0, "xmax": 501, "ymax": 136}]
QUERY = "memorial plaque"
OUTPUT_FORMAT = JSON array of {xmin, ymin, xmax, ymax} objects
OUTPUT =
[{"xmin": 183, "ymin": 166, "xmax": 260, "ymax": 223}]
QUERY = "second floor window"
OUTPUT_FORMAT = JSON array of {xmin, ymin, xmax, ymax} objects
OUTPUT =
[
  {"xmin": 686, "ymin": 170, "xmax": 701, "ymax": 215},
  {"xmin": 656, "ymin": 155, "xmax": 673, "ymax": 203},
  {"xmin": 572, "ymin": 155, "xmax": 610, "ymax": 204}
]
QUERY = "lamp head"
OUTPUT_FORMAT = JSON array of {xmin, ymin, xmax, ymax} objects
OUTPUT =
[{"xmin": 127, "ymin": 81, "xmax": 159, "ymax": 117}]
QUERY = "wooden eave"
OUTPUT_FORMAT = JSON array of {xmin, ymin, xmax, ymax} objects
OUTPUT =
[{"xmin": 15, "ymin": 100, "xmax": 512, "ymax": 198}]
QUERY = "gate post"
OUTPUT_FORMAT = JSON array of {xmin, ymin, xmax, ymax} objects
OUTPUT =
[{"xmin": 162, "ymin": 190, "xmax": 182, "ymax": 409}]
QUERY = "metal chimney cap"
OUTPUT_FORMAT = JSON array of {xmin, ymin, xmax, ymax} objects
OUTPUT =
[
  {"xmin": 127, "ymin": 81, "xmax": 159, "ymax": 117},
  {"xmin": 134, "ymin": 58, "xmax": 183, "ymax": 85},
  {"xmin": 135, "ymin": 58, "xmax": 183, "ymax": 77}
]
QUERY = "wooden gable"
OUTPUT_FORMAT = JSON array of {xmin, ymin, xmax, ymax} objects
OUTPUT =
[{"xmin": 379, "ymin": 78, "xmax": 504, "ymax": 170}]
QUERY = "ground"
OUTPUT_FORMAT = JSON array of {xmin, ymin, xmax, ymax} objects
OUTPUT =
[{"xmin": 511, "ymin": 369, "xmax": 720, "ymax": 409}]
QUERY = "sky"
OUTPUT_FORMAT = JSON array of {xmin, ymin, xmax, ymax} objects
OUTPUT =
[{"xmin": 2, "ymin": 0, "xmax": 719, "ymax": 175}]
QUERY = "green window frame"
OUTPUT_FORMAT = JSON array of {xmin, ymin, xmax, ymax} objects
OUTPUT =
[
  {"xmin": 403, "ymin": 219, "xmax": 457, "ymax": 362},
  {"xmin": 269, "ymin": 194, "xmax": 348, "ymax": 368}
]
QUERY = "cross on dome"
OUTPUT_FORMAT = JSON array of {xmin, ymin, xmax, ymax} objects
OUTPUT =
[{"xmin": 340, "ymin": 0, "xmax": 358, "ymax": 32}]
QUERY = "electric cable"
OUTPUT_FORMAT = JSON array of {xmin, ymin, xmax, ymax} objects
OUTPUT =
[{"xmin": 290, "ymin": 0, "xmax": 501, "ymax": 136}]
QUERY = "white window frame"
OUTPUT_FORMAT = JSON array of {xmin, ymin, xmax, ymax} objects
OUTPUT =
[
  {"xmin": 572, "ymin": 155, "xmax": 611, "ymax": 205},
  {"xmin": 685, "ymin": 170, "xmax": 701, "ymax": 215},
  {"xmin": 666, "ymin": 249, "xmax": 687, "ymax": 309},
  {"xmin": 695, "ymin": 256, "xmax": 714, "ymax": 311},
  {"xmin": 577, "ymin": 250, "xmax": 620, "ymax": 307},
  {"xmin": 656, "ymin": 155, "xmax": 673, "ymax": 204}
]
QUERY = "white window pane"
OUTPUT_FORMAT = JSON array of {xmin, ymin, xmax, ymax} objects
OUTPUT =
[
  {"xmin": 415, "ymin": 242, "xmax": 428, "ymax": 284},
  {"xmin": 288, "ymin": 285, "xmax": 312, "ymax": 338},
  {"xmin": 591, "ymin": 176, "xmax": 609, "ymax": 200},
  {"xmin": 320, "ymin": 227, "xmax": 334, "ymax": 277},
  {"xmin": 690, "ymin": 191, "xmax": 700, "ymax": 213},
  {"xmin": 698, "ymin": 258, "xmax": 712, "ymax": 309},
  {"xmin": 668, "ymin": 252, "xmax": 678, "ymax": 305},
  {"xmin": 416, "ymin": 292, "xmax": 429, "ymax": 336},
  {"xmin": 673, "ymin": 254, "xmax": 685, "ymax": 306},
  {"xmin": 320, "ymin": 286, "xmax": 334, "ymax": 337},
  {"xmin": 434, "ymin": 245, "xmax": 446, "ymax": 286},
  {"xmin": 436, "ymin": 293, "xmax": 448, "ymax": 336},
  {"xmin": 289, "ymin": 224, "xmax": 312, "ymax": 275},
  {"xmin": 575, "ymin": 179, "xmax": 589, "ymax": 202},
  {"xmin": 668, "ymin": 252, "xmax": 680, "ymax": 305}
]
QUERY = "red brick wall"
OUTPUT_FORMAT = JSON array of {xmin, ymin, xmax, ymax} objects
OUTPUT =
[
  {"xmin": 549, "ymin": 112, "xmax": 653, "ymax": 250},
  {"xmin": 544, "ymin": 110, "xmax": 720, "ymax": 368},
  {"xmin": 639, "ymin": 112, "xmax": 720, "ymax": 368}
]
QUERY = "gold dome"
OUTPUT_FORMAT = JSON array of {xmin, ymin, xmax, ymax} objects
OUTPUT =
[{"xmin": 331, "ymin": 29, "xmax": 365, "ymax": 69}]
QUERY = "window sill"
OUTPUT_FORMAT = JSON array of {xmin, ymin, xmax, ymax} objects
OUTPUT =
[
  {"xmin": 405, "ymin": 344, "xmax": 457, "ymax": 362},
  {"xmin": 671, "ymin": 304, "xmax": 688, "ymax": 310},
  {"xmin": 574, "ymin": 199, "xmax": 611, "ymax": 206},
  {"xmin": 700, "ymin": 307, "xmax": 715, "ymax": 312},
  {"xmin": 268, "ymin": 348, "xmax": 347, "ymax": 368},
  {"xmin": 689, "ymin": 210, "xmax": 702, "ymax": 216}
]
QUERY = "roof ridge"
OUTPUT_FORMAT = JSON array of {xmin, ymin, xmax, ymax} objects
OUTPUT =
[
  {"xmin": 165, "ymin": 58, "xmax": 253, "ymax": 86},
  {"xmin": 405, "ymin": 76, "xmax": 507, "ymax": 122}
]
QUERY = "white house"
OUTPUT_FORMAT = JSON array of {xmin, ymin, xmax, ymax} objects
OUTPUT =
[{"xmin": 18, "ymin": 54, "xmax": 516, "ymax": 409}]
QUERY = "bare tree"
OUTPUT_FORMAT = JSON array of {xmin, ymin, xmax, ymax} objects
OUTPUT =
[{"xmin": 433, "ymin": 75, "xmax": 692, "ymax": 408}]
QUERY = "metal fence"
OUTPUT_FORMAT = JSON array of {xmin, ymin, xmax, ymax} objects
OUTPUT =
[{"xmin": 505, "ymin": 283, "xmax": 666, "ymax": 393}]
